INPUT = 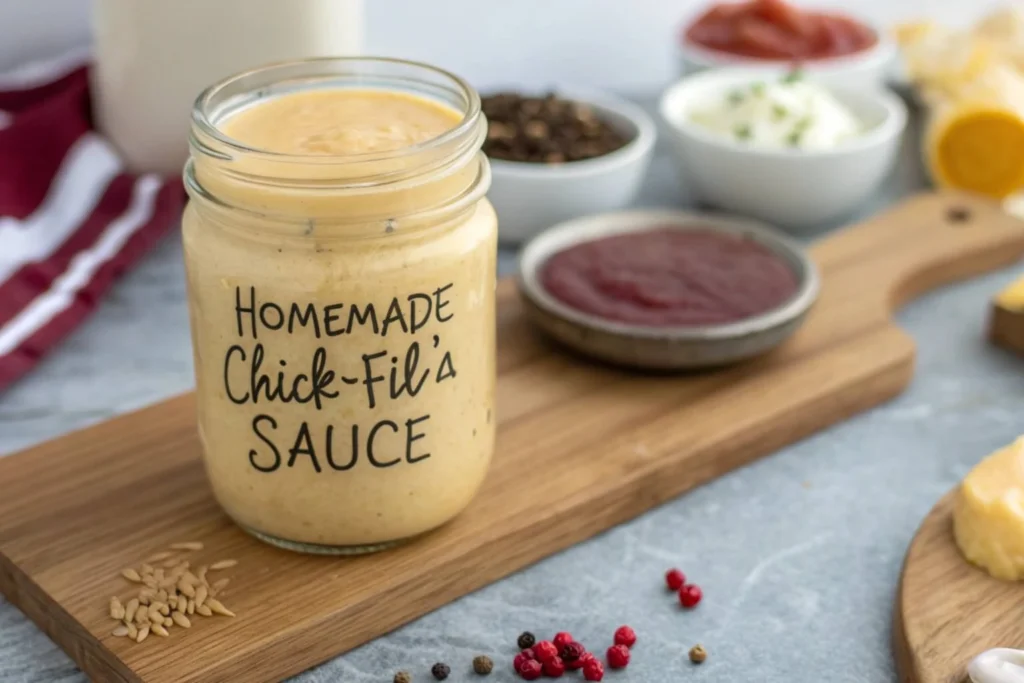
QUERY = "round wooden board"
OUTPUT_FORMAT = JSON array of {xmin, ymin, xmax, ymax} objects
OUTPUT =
[{"xmin": 895, "ymin": 491, "xmax": 1024, "ymax": 683}]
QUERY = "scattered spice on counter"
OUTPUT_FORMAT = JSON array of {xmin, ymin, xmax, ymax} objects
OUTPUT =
[
  {"xmin": 430, "ymin": 662, "xmax": 450, "ymax": 680},
  {"xmin": 690, "ymin": 644, "xmax": 708, "ymax": 664},
  {"xmin": 393, "ymin": 672, "xmax": 412, "ymax": 683},
  {"xmin": 606, "ymin": 644, "xmax": 631, "ymax": 669},
  {"xmin": 561, "ymin": 642, "xmax": 587, "ymax": 669},
  {"xmin": 472, "ymin": 655, "xmax": 494, "ymax": 675},
  {"xmin": 107, "ymin": 541, "xmax": 237, "ymax": 643},
  {"xmin": 518, "ymin": 659, "xmax": 544, "ymax": 680},
  {"xmin": 679, "ymin": 583, "xmax": 704, "ymax": 608},
  {"xmin": 533, "ymin": 640, "xmax": 559, "ymax": 663},
  {"xmin": 541, "ymin": 228, "xmax": 800, "ymax": 327},
  {"xmin": 582, "ymin": 657, "xmax": 605, "ymax": 681},
  {"xmin": 481, "ymin": 92, "xmax": 628, "ymax": 164},
  {"xmin": 543, "ymin": 656, "xmax": 567, "ymax": 677},
  {"xmin": 552, "ymin": 631, "xmax": 574, "ymax": 650},
  {"xmin": 613, "ymin": 625, "xmax": 637, "ymax": 648},
  {"xmin": 665, "ymin": 567, "xmax": 686, "ymax": 591},
  {"xmin": 517, "ymin": 631, "xmax": 537, "ymax": 649}
]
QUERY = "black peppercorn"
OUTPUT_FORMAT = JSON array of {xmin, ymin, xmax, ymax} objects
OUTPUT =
[
  {"xmin": 393, "ymin": 672, "xmax": 412, "ymax": 683},
  {"xmin": 517, "ymin": 631, "xmax": 536, "ymax": 649},
  {"xmin": 431, "ymin": 662, "xmax": 450, "ymax": 680},
  {"xmin": 472, "ymin": 655, "xmax": 494, "ymax": 675}
]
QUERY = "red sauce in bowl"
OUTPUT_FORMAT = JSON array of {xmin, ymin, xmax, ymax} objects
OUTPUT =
[
  {"xmin": 539, "ymin": 228, "xmax": 800, "ymax": 327},
  {"xmin": 684, "ymin": 0, "xmax": 877, "ymax": 61}
]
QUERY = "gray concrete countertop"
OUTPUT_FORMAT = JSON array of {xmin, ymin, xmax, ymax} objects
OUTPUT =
[{"xmin": 3, "ymin": 100, "xmax": 1023, "ymax": 683}]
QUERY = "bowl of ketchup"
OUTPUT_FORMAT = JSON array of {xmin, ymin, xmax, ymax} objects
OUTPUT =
[
  {"xmin": 517, "ymin": 209, "xmax": 820, "ymax": 371},
  {"xmin": 678, "ymin": 0, "xmax": 896, "ymax": 90}
]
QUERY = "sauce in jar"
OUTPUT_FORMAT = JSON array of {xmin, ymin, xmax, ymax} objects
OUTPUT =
[
  {"xmin": 684, "ymin": 0, "xmax": 877, "ymax": 61},
  {"xmin": 182, "ymin": 59, "xmax": 496, "ymax": 554},
  {"xmin": 540, "ymin": 228, "xmax": 799, "ymax": 327}
]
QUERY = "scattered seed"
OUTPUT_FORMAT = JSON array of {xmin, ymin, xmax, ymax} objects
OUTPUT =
[
  {"xmin": 112, "ymin": 625, "xmax": 130, "ymax": 637},
  {"xmin": 689, "ymin": 644, "xmax": 707, "ymax": 664},
  {"xmin": 146, "ymin": 551, "xmax": 173, "ymax": 562},
  {"xmin": 170, "ymin": 542, "xmax": 204, "ymax": 551},
  {"xmin": 162, "ymin": 557, "xmax": 183, "ymax": 568},
  {"xmin": 154, "ymin": 568, "xmax": 165, "ymax": 582},
  {"xmin": 187, "ymin": 599, "xmax": 197, "ymax": 615},
  {"xmin": 138, "ymin": 588, "xmax": 155, "ymax": 601},
  {"xmin": 473, "ymin": 655, "xmax": 494, "ymax": 675},
  {"xmin": 211, "ymin": 578, "xmax": 229, "ymax": 593},
  {"xmin": 126, "ymin": 623, "xmax": 138, "ymax": 639},
  {"xmin": 172, "ymin": 611, "xmax": 191, "ymax": 628},
  {"xmin": 156, "ymin": 589, "xmax": 168, "ymax": 603},
  {"xmin": 136, "ymin": 625, "xmax": 150, "ymax": 643},
  {"xmin": 167, "ymin": 596, "xmax": 178, "ymax": 610},
  {"xmin": 195, "ymin": 585, "xmax": 208, "ymax": 608},
  {"xmin": 121, "ymin": 568, "xmax": 142, "ymax": 582},
  {"xmin": 196, "ymin": 604, "xmax": 212, "ymax": 617},
  {"xmin": 209, "ymin": 559, "xmax": 237, "ymax": 571},
  {"xmin": 124, "ymin": 599, "xmax": 139, "ymax": 622},
  {"xmin": 148, "ymin": 605, "xmax": 163, "ymax": 622},
  {"xmin": 151, "ymin": 623, "xmax": 170, "ymax": 637},
  {"xmin": 178, "ymin": 580, "xmax": 196, "ymax": 598},
  {"xmin": 183, "ymin": 571, "xmax": 200, "ymax": 585},
  {"xmin": 163, "ymin": 617, "xmax": 173, "ymax": 628},
  {"xmin": 394, "ymin": 672, "xmax": 412, "ymax": 683},
  {"xmin": 142, "ymin": 576, "xmax": 158, "ymax": 589},
  {"xmin": 159, "ymin": 604, "xmax": 170, "ymax": 617},
  {"xmin": 135, "ymin": 610, "xmax": 149, "ymax": 625},
  {"xmin": 517, "ymin": 632, "xmax": 536, "ymax": 650},
  {"xmin": 109, "ymin": 597, "xmax": 125, "ymax": 620},
  {"xmin": 205, "ymin": 598, "xmax": 235, "ymax": 617},
  {"xmin": 197, "ymin": 566, "xmax": 209, "ymax": 584},
  {"xmin": 141, "ymin": 563, "xmax": 155, "ymax": 575}
]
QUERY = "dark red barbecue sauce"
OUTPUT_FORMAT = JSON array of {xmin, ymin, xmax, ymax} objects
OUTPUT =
[{"xmin": 540, "ymin": 228, "xmax": 800, "ymax": 327}]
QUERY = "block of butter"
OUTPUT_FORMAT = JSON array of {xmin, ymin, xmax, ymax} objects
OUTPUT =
[
  {"xmin": 989, "ymin": 274, "xmax": 1024, "ymax": 355},
  {"xmin": 954, "ymin": 436, "xmax": 1024, "ymax": 580}
]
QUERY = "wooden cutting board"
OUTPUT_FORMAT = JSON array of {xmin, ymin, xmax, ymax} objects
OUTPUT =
[
  {"xmin": 895, "ymin": 492, "xmax": 1024, "ymax": 683},
  {"xmin": 2, "ymin": 192, "xmax": 1024, "ymax": 683}
]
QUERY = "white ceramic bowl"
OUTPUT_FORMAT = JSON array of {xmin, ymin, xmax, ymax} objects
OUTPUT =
[
  {"xmin": 677, "ymin": 21, "xmax": 898, "ymax": 91},
  {"xmin": 658, "ymin": 67, "xmax": 908, "ymax": 230},
  {"xmin": 486, "ymin": 90, "xmax": 657, "ymax": 245}
]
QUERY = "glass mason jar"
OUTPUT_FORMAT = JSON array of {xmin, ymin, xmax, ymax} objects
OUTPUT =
[{"xmin": 182, "ymin": 58, "xmax": 497, "ymax": 554}]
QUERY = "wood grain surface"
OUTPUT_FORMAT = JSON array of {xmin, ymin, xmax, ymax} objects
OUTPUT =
[
  {"xmin": 894, "ymin": 492, "xmax": 1024, "ymax": 683},
  {"xmin": 2, "ymin": 192, "xmax": 1023, "ymax": 683}
]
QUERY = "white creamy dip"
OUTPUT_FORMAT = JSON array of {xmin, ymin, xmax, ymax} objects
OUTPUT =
[
  {"xmin": 688, "ymin": 73, "xmax": 864, "ymax": 150},
  {"xmin": 969, "ymin": 648, "xmax": 1024, "ymax": 683}
]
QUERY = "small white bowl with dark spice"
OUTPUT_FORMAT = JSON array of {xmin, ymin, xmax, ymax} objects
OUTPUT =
[
  {"xmin": 481, "ymin": 90, "xmax": 657, "ymax": 245},
  {"xmin": 659, "ymin": 67, "xmax": 907, "ymax": 229}
]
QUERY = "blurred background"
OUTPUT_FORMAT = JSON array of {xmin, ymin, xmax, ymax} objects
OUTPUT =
[{"xmin": 0, "ymin": 0, "xmax": 1004, "ymax": 92}]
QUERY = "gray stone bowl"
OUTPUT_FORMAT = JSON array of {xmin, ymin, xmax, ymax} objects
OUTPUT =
[{"xmin": 516, "ymin": 209, "xmax": 820, "ymax": 371}]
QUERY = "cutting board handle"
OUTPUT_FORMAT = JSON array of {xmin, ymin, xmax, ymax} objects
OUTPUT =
[{"xmin": 810, "ymin": 192, "xmax": 1024, "ymax": 317}]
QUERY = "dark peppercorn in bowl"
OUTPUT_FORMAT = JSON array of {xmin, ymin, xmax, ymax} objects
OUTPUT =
[{"xmin": 478, "ymin": 89, "xmax": 657, "ymax": 245}]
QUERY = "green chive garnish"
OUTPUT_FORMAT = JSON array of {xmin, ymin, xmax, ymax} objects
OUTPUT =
[
  {"xmin": 735, "ymin": 124, "xmax": 752, "ymax": 140},
  {"xmin": 782, "ymin": 70, "xmax": 804, "ymax": 84},
  {"xmin": 727, "ymin": 90, "xmax": 745, "ymax": 106},
  {"xmin": 772, "ymin": 104, "xmax": 788, "ymax": 120},
  {"xmin": 751, "ymin": 82, "xmax": 766, "ymax": 96}
]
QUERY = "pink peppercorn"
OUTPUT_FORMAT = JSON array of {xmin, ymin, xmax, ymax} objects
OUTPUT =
[
  {"xmin": 513, "ymin": 651, "xmax": 534, "ymax": 674},
  {"xmin": 614, "ymin": 625, "xmax": 637, "ymax": 648},
  {"xmin": 543, "ymin": 656, "xmax": 566, "ymax": 677},
  {"xmin": 583, "ymin": 658, "xmax": 604, "ymax": 681},
  {"xmin": 552, "ymin": 631, "xmax": 574, "ymax": 650},
  {"xmin": 606, "ymin": 644, "xmax": 630, "ymax": 669},
  {"xmin": 518, "ymin": 659, "xmax": 543, "ymax": 680},
  {"xmin": 533, "ymin": 640, "xmax": 558, "ymax": 663},
  {"xmin": 679, "ymin": 583, "xmax": 703, "ymax": 608},
  {"xmin": 665, "ymin": 568, "xmax": 686, "ymax": 591}
]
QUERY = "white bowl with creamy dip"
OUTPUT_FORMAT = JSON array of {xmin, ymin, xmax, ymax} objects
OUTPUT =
[
  {"xmin": 486, "ymin": 90, "xmax": 657, "ymax": 245},
  {"xmin": 659, "ymin": 67, "xmax": 907, "ymax": 229}
]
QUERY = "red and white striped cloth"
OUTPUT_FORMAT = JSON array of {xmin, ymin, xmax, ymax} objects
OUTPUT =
[{"xmin": 0, "ymin": 51, "xmax": 186, "ymax": 391}]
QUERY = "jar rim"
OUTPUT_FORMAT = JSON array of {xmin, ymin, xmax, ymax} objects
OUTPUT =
[{"xmin": 190, "ymin": 55, "xmax": 483, "ymax": 165}]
